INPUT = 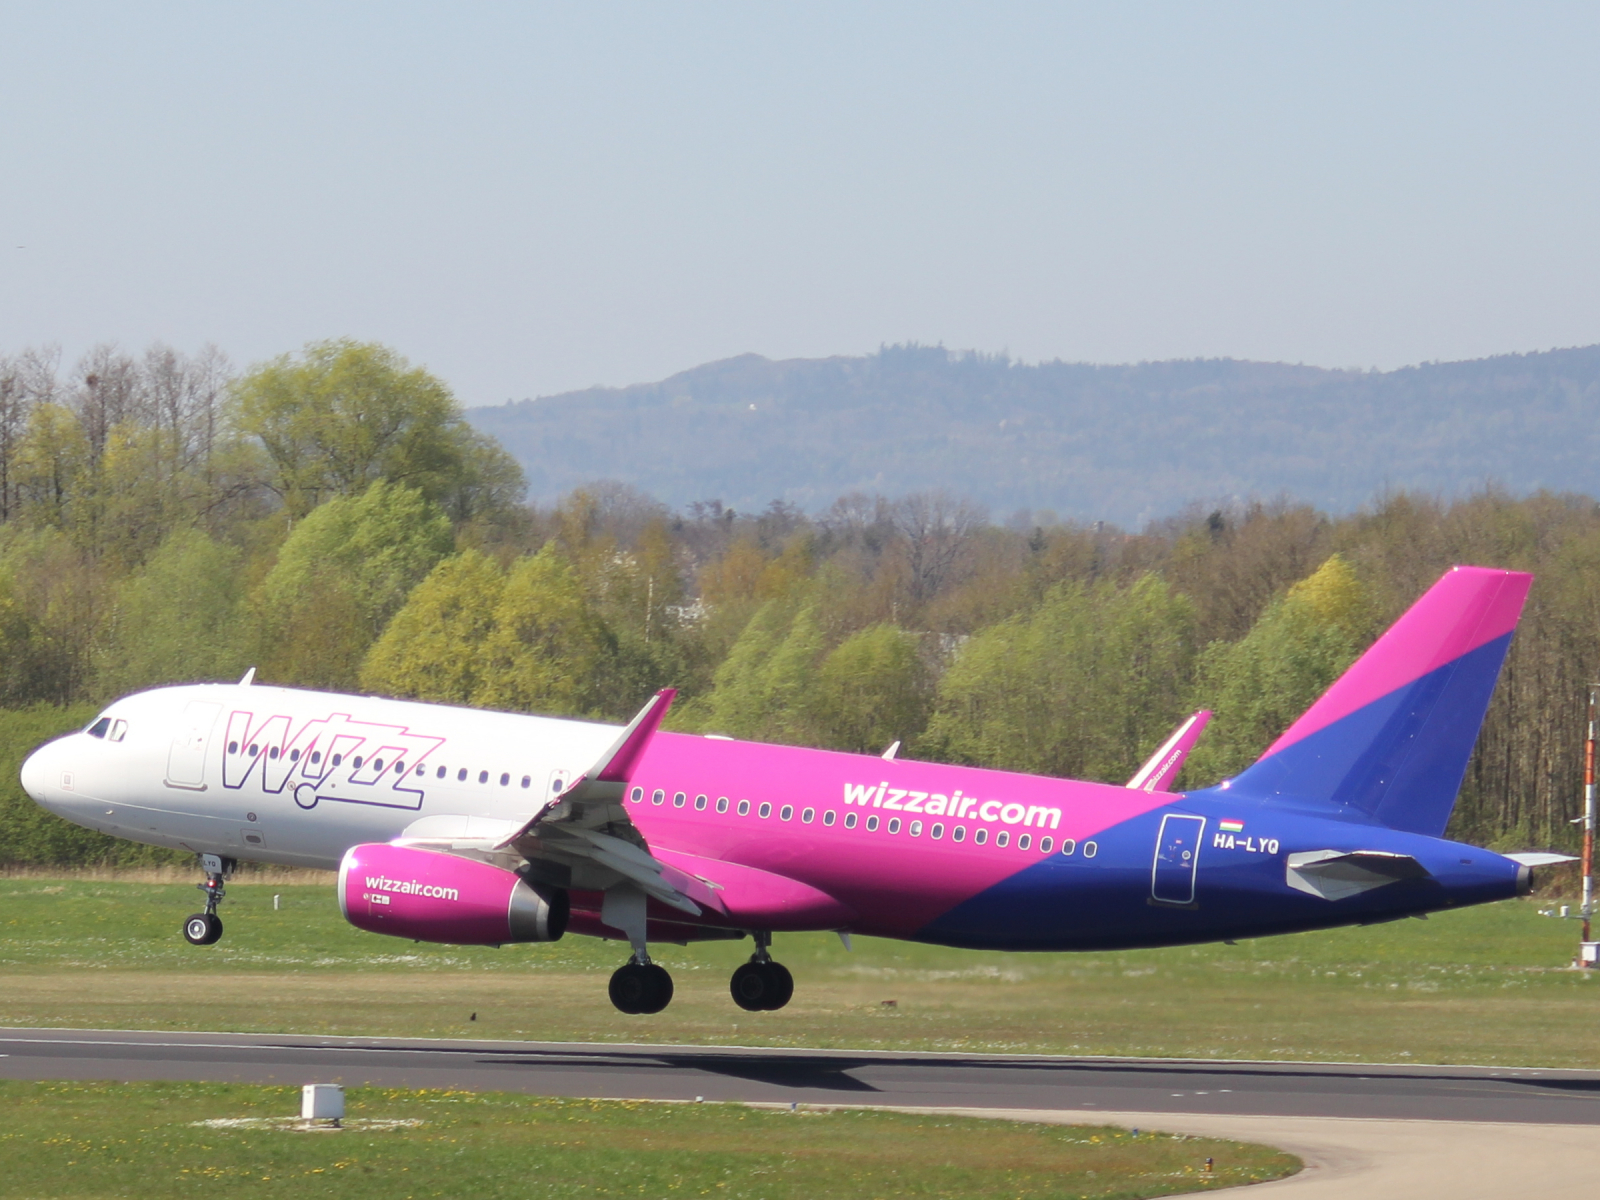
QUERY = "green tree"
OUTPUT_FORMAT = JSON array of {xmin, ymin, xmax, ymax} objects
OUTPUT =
[
  {"xmin": 1184, "ymin": 554, "xmax": 1371, "ymax": 785},
  {"xmin": 926, "ymin": 574, "xmax": 1195, "ymax": 782},
  {"xmin": 96, "ymin": 529, "xmax": 250, "ymax": 695},
  {"xmin": 472, "ymin": 545, "xmax": 610, "ymax": 715},
  {"xmin": 231, "ymin": 339, "xmax": 524, "ymax": 517},
  {"xmin": 360, "ymin": 550, "xmax": 507, "ymax": 703},
  {"xmin": 807, "ymin": 624, "xmax": 931, "ymax": 753},
  {"xmin": 255, "ymin": 480, "xmax": 454, "ymax": 688}
]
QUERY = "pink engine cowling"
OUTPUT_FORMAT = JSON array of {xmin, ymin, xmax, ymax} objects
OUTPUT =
[{"xmin": 338, "ymin": 843, "xmax": 568, "ymax": 945}]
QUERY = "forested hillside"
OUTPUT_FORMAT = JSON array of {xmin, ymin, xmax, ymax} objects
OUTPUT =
[
  {"xmin": 467, "ymin": 344, "xmax": 1600, "ymax": 526},
  {"xmin": 1, "ymin": 339, "xmax": 1596, "ymax": 867}
]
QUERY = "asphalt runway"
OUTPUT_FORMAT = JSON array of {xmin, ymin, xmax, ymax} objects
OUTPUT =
[{"xmin": 1, "ymin": 1028, "xmax": 1597, "ymax": 1125}]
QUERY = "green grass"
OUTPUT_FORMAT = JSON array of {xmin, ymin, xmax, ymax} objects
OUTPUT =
[
  {"xmin": 0, "ymin": 879, "xmax": 1597, "ymax": 1065},
  {"xmin": 0, "ymin": 1081, "xmax": 1297, "ymax": 1199}
]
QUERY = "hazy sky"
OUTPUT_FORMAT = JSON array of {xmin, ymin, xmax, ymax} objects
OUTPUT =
[{"xmin": 4, "ymin": 3, "xmax": 1599, "ymax": 404}]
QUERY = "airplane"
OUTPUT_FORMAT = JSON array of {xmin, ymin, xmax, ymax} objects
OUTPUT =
[{"xmin": 19, "ymin": 565, "xmax": 1568, "ymax": 1015}]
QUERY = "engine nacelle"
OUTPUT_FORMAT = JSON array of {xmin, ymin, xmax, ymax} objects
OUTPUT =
[{"xmin": 338, "ymin": 843, "xmax": 568, "ymax": 945}]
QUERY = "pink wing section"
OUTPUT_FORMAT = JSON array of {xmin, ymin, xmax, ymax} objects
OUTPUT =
[
  {"xmin": 1261, "ymin": 566, "xmax": 1533, "ymax": 760},
  {"xmin": 596, "ymin": 688, "xmax": 677, "ymax": 782},
  {"xmin": 1126, "ymin": 710, "xmax": 1211, "ymax": 793}
]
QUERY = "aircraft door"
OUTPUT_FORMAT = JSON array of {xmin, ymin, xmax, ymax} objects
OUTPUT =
[
  {"xmin": 1151, "ymin": 813, "xmax": 1205, "ymax": 905},
  {"xmin": 165, "ymin": 701, "xmax": 221, "ymax": 791}
]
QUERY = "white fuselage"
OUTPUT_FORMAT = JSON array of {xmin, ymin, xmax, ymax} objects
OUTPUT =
[{"xmin": 22, "ymin": 683, "xmax": 623, "ymax": 870}]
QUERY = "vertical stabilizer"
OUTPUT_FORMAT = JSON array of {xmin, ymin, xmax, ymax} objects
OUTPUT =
[{"xmin": 1225, "ymin": 566, "xmax": 1532, "ymax": 836}]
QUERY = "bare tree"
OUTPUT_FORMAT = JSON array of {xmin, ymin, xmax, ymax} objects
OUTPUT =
[{"xmin": 891, "ymin": 490, "xmax": 988, "ymax": 604}]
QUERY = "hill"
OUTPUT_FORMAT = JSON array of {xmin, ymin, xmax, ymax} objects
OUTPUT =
[{"xmin": 465, "ymin": 344, "xmax": 1600, "ymax": 525}]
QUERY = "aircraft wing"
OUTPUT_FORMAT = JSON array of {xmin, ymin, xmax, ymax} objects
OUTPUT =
[
  {"xmin": 494, "ymin": 689, "xmax": 702, "ymax": 916},
  {"xmin": 1126, "ymin": 710, "xmax": 1211, "ymax": 792}
]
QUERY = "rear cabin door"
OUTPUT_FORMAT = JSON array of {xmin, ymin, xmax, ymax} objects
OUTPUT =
[
  {"xmin": 165, "ymin": 701, "xmax": 221, "ymax": 790},
  {"xmin": 1151, "ymin": 813, "xmax": 1205, "ymax": 905}
]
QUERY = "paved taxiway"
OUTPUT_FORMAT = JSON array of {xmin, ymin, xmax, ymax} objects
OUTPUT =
[{"xmin": 1, "ymin": 1028, "xmax": 1597, "ymax": 1125}]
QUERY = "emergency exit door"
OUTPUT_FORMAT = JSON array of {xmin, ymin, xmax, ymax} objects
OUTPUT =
[{"xmin": 1151, "ymin": 813, "xmax": 1205, "ymax": 905}]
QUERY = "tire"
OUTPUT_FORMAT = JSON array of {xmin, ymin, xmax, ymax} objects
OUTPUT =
[
  {"xmin": 183, "ymin": 913, "xmax": 222, "ymax": 946},
  {"xmin": 730, "ymin": 961, "xmax": 771, "ymax": 1012},
  {"xmin": 762, "ymin": 961, "xmax": 794, "ymax": 1011},
  {"xmin": 638, "ymin": 964, "xmax": 674, "ymax": 1014},
  {"xmin": 608, "ymin": 963, "xmax": 648, "ymax": 1014}
]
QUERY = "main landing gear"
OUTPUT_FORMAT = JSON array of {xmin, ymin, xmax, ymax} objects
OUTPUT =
[
  {"xmin": 730, "ymin": 931, "xmax": 793, "ymax": 1012},
  {"xmin": 182, "ymin": 853, "xmax": 234, "ymax": 946},
  {"xmin": 609, "ymin": 957, "xmax": 674, "ymax": 1015}
]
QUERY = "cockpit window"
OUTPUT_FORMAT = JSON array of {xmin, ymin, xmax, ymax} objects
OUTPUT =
[
  {"xmin": 86, "ymin": 717, "xmax": 111, "ymax": 739},
  {"xmin": 108, "ymin": 719, "xmax": 128, "ymax": 742}
]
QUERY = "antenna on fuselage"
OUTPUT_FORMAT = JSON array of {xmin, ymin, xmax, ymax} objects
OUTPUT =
[
  {"xmin": 238, "ymin": 667, "xmax": 256, "ymax": 686},
  {"xmin": 881, "ymin": 741, "xmax": 900, "ymax": 761}
]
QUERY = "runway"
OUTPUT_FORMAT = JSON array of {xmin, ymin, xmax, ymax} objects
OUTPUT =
[{"xmin": 1, "ymin": 1027, "xmax": 1597, "ymax": 1125}]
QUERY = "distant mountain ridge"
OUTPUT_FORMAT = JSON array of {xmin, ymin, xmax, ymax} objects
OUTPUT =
[{"xmin": 465, "ymin": 344, "xmax": 1600, "ymax": 526}]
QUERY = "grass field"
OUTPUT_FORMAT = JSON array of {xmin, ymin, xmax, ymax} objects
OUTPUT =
[
  {"xmin": 0, "ymin": 1081, "xmax": 1297, "ymax": 1199},
  {"xmin": 1, "ymin": 878, "xmax": 1597, "ymax": 1066}
]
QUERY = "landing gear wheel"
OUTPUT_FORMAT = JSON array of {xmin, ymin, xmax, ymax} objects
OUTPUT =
[
  {"xmin": 183, "ymin": 912, "xmax": 222, "ymax": 946},
  {"xmin": 730, "ymin": 960, "xmax": 793, "ymax": 1011},
  {"xmin": 609, "ymin": 962, "xmax": 674, "ymax": 1014}
]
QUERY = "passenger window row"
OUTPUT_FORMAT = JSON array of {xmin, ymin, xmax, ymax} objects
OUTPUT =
[
  {"xmin": 221, "ymin": 741, "xmax": 558, "ymax": 792},
  {"xmin": 625, "ymin": 785, "xmax": 1096, "ymax": 858}
]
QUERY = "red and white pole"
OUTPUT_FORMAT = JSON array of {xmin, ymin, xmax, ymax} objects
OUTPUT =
[{"xmin": 1583, "ymin": 687, "xmax": 1596, "ymax": 948}]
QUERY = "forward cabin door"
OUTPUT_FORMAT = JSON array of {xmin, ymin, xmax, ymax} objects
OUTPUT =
[
  {"xmin": 165, "ymin": 701, "xmax": 221, "ymax": 791},
  {"xmin": 1151, "ymin": 813, "xmax": 1205, "ymax": 905}
]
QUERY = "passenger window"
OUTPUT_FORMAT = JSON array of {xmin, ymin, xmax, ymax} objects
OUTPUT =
[
  {"xmin": 716, "ymin": 796, "xmax": 729, "ymax": 813},
  {"xmin": 269, "ymin": 746, "xmax": 280, "ymax": 759},
  {"xmin": 674, "ymin": 792, "xmax": 687, "ymax": 808},
  {"xmin": 995, "ymin": 830, "xmax": 1008, "ymax": 848},
  {"xmin": 823, "ymin": 810, "xmax": 836, "ymax": 826},
  {"xmin": 311, "ymin": 751, "xmax": 321, "ymax": 764},
  {"xmin": 780, "ymin": 805, "xmax": 793, "ymax": 821},
  {"xmin": 737, "ymin": 799, "xmax": 751, "ymax": 816},
  {"xmin": 395, "ymin": 761, "xmax": 405, "ymax": 774},
  {"xmin": 290, "ymin": 749, "xmax": 301, "ymax": 762},
  {"xmin": 844, "ymin": 812, "xmax": 858, "ymax": 829},
  {"xmin": 629, "ymin": 786, "xmax": 643, "ymax": 803},
  {"xmin": 249, "ymin": 743, "xmax": 260, "ymax": 756},
  {"xmin": 802, "ymin": 807, "xmax": 815, "ymax": 823},
  {"xmin": 1083, "ymin": 840, "xmax": 1098, "ymax": 858},
  {"xmin": 331, "ymin": 753, "xmax": 341, "ymax": 766},
  {"xmin": 909, "ymin": 820, "xmax": 921, "ymax": 837},
  {"xmin": 478, "ymin": 770, "xmax": 488, "ymax": 784},
  {"xmin": 886, "ymin": 817, "xmax": 900, "ymax": 834},
  {"xmin": 930, "ymin": 823, "xmax": 944, "ymax": 839},
  {"xmin": 353, "ymin": 756, "xmax": 364, "ymax": 769},
  {"xmin": 695, "ymin": 794, "xmax": 708, "ymax": 811},
  {"xmin": 865, "ymin": 814, "xmax": 879, "ymax": 832},
  {"xmin": 1040, "ymin": 837, "xmax": 1053, "ymax": 853},
  {"xmin": 758, "ymin": 802, "xmax": 772, "ymax": 819},
  {"xmin": 227, "ymin": 740, "xmax": 239, "ymax": 754},
  {"xmin": 436, "ymin": 766, "xmax": 445, "ymax": 779},
  {"xmin": 414, "ymin": 764, "xmax": 424, "ymax": 775},
  {"xmin": 499, "ymin": 772, "xmax": 510, "ymax": 786},
  {"xmin": 952, "ymin": 826, "xmax": 965, "ymax": 842},
  {"xmin": 974, "ymin": 828, "xmax": 988, "ymax": 845},
  {"xmin": 371, "ymin": 757, "xmax": 380, "ymax": 770},
  {"xmin": 1017, "ymin": 834, "xmax": 1030, "ymax": 850},
  {"xmin": 87, "ymin": 718, "xmax": 111, "ymax": 739},
  {"xmin": 652, "ymin": 789, "xmax": 665, "ymax": 805},
  {"xmin": 1060, "ymin": 838, "xmax": 1076, "ymax": 856}
]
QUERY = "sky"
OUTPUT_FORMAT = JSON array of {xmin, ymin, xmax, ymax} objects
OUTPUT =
[{"xmin": 4, "ymin": 2, "xmax": 1600, "ymax": 405}]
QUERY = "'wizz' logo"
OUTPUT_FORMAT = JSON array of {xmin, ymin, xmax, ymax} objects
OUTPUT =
[{"xmin": 223, "ymin": 710, "xmax": 445, "ymax": 812}]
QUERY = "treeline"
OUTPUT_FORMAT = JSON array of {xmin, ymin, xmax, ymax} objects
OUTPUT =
[{"xmin": 2, "ymin": 338, "xmax": 1597, "ymax": 866}]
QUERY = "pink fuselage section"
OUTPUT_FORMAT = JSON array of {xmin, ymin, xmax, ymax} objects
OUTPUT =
[{"xmin": 611, "ymin": 733, "xmax": 1172, "ymax": 940}]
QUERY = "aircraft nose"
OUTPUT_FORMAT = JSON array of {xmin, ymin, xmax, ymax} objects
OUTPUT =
[{"xmin": 20, "ymin": 737, "xmax": 69, "ymax": 813}]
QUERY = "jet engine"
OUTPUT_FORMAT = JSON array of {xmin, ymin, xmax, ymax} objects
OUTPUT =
[{"xmin": 338, "ymin": 843, "xmax": 568, "ymax": 945}]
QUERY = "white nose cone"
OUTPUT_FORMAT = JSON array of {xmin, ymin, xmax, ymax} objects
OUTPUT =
[{"xmin": 19, "ymin": 738, "xmax": 66, "ymax": 813}]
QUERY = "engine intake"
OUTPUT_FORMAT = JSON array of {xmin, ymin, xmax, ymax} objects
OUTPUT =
[{"xmin": 338, "ymin": 843, "xmax": 568, "ymax": 944}]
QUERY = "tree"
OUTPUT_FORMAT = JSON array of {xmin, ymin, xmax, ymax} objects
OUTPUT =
[
  {"xmin": 1184, "ymin": 555, "xmax": 1371, "ymax": 785},
  {"xmin": 360, "ymin": 550, "xmax": 507, "ymax": 703},
  {"xmin": 808, "ymin": 624, "xmax": 931, "ymax": 753},
  {"xmin": 95, "ymin": 528, "xmax": 250, "ymax": 695},
  {"xmin": 231, "ymin": 339, "xmax": 524, "ymax": 517},
  {"xmin": 255, "ymin": 480, "xmax": 454, "ymax": 688},
  {"xmin": 472, "ymin": 545, "xmax": 609, "ymax": 715}
]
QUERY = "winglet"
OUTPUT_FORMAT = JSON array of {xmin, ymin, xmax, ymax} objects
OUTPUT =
[
  {"xmin": 1126, "ymin": 710, "xmax": 1211, "ymax": 793},
  {"xmin": 595, "ymin": 688, "xmax": 676, "ymax": 782}
]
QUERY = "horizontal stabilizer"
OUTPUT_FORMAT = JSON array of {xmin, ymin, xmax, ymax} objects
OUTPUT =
[
  {"xmin": 1285, "ymin": 849, "xmax": 1431, "ymax": 902},
  {"xmin": 1503, "ymin": 852, "xmax": 1578, "ymax": 867},
  {"xmin": 1127, "ymin": 711, "xmax": 1211, "ymax": 793}
]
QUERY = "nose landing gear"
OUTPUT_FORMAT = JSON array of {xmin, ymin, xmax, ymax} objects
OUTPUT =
[
  {"xmin": 182, "ymin": 853, "xmax": 234, "ymax": 946},
  {"xmin": 730, "ymin": 931, "xmax": 793, "ymax": 1011}
]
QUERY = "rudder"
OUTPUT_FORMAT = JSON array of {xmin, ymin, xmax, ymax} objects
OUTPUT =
[{"xmin": 1224, "ymin": 566, "xmax": 1532, "ymax": 836}]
